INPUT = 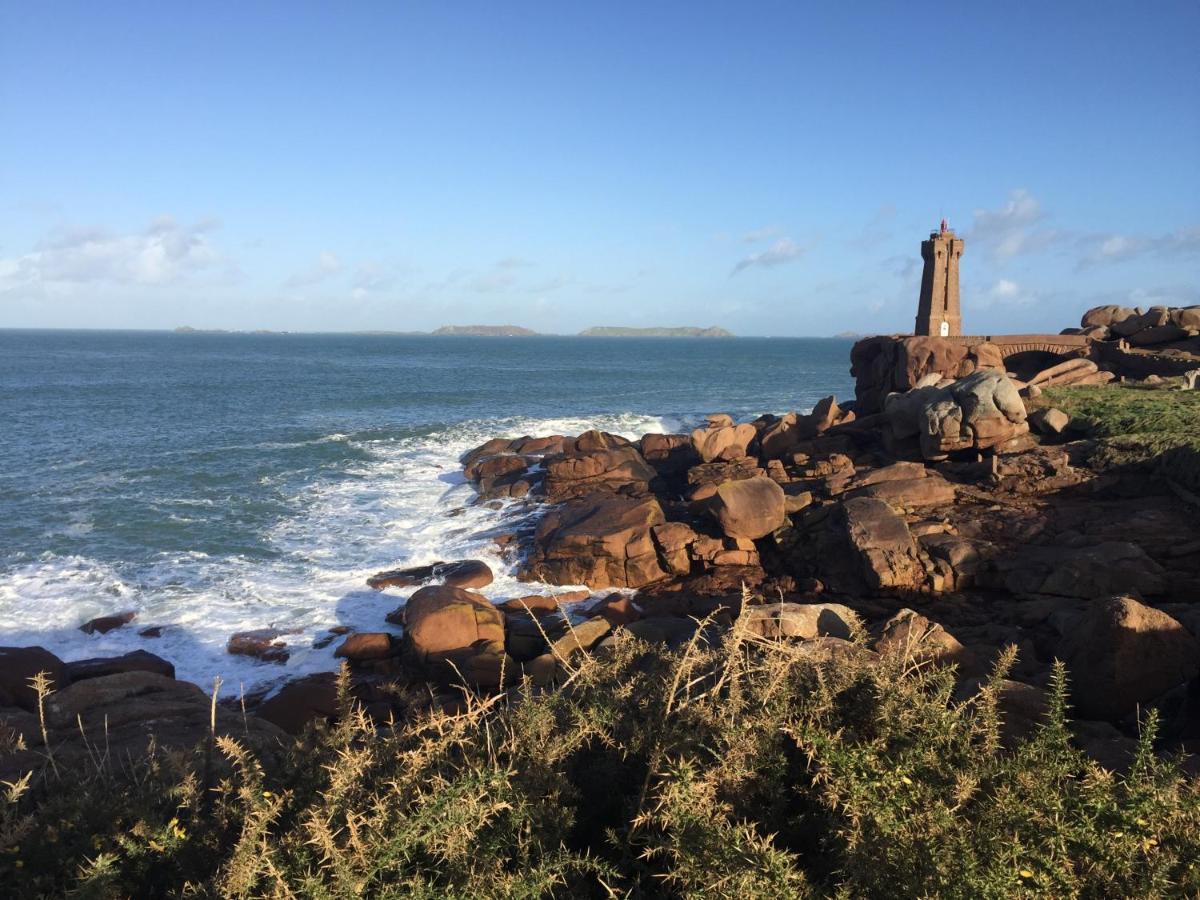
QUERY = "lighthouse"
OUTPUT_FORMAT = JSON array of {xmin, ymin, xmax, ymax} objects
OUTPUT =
[{"xmin": 914, "ymin": 219, "xmax": 965, "ymax": 337}]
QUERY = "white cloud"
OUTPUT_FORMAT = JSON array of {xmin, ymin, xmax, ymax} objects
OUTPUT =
[
  {"xmin": 731, "ymin": 238, "xmax": 805, "ymax": 275},
  {"xmin": 1075, "ymin": 226, "xmax": 1200, "ymax": 269},
  {"xmin": 972, "ymin": 278, "xmax": 1035, "ymax": 308},
  {"xmin": 0, "ymin": 217, "xmax": 220, "ymax": 295},
  {"xmin": 968, "ymin": 189, "xmax": 1049, "ymax": 260}
]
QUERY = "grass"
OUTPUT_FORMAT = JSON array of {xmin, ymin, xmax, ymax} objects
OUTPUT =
[
  {"xmin": 1038, "ymin": 382, "xmax": 1200, "ymax": 491},
  {"xmin": 3, "ymin": 613, "xmax": 1199, "ymax": 898}
]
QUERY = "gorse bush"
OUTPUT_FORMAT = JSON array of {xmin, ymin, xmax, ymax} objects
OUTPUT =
[{"xmin": 3, "ymin": 615, "xmax": 1199, "ymax": 898}]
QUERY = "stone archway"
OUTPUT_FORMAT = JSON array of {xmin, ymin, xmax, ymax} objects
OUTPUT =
[{"xmin": 1002, "ymin": 350, "xmax": 1071, "ymax": 382}]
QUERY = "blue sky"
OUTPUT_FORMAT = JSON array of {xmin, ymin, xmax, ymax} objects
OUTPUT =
[{"xmin": 1, "ymin": 2, "xmax": 1197, "ymax": 335}]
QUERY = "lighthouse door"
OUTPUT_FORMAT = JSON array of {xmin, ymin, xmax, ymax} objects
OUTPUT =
[{"xmin": 939, "ymin": 320, "xmax": 949, "ymax": 337}]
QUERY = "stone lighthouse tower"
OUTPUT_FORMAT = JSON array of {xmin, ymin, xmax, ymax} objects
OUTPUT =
[{"xmin": 914, "ymin": 219, "xmax": 965, "ymax": 337}]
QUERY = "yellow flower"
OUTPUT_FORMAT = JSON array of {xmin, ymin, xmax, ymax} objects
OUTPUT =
[
  {"xmin": 1019, "ymin": 869, "xmax": 1034, "ymax": 879},
  {"xmin": 899, "ymin": 775, "xmax": 913, "ymax": 786},
  {"xmin": 262, "ymin": 790, "xmax": 273, "ymax": 798}
]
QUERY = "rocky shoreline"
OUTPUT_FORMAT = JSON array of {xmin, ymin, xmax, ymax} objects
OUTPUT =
[{"xmin": 4, "ymin": 309, "xmax": 1200, "ymax": 780}]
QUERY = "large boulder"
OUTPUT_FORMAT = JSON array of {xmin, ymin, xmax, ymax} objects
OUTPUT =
[
  {"xmin": 1128, "ymin": 324, "xmax": 1189, "ymax": 347},
  {"xmin": 687, "ymin": 457, "xmax": 764, "ymax": 500},
  {"xmin": 0, "ymin": 646, "xmax": 69, "ymax": 712},
  {"xmin": 0, "ymin": 671, "xmax": 288, "ymax": 781},
  {"xmin": 1172, "ymin": 306, "xmax": 1200, "ymax": 330},
  {"xmin": 651, "ymin": 522, "xmax": 700, "ymax": 575},
  {"xmin": 436, "ymin": 560, "xmax": 494, "ymax": 589},
  {"xmin": 690, "ymin": 415, "xmax": 757, "ymax": 463},
  {"xmin": 702, "ymin": 475, "xmax": 787, "ymax": 540},
  {"xmin": 919, "ymin": 533, "xmax": 989, "ymax": 591},
  {"xmin": 368, "ymin": 559, "xmax": 493, "ymax": 591},
  {"xmin": 65, "ymin": 650, "xmax": 175, "ymax": 682},
  {"xmin": 80, "ymin": 611, "xmax": 137, "ymax": 634},
  {"xmin": 847, "ymin": 475, "xmax": 956, "ymax": 509},
  {"xmin": 334, "ymin": 632, "xmax": 399, "ymax": 661},
  {"xmin": 1058, "ymin": 595, "xmax": 1200, "ymax": 721},
  {"xmin": 885, "ymin": 370, "xmax": 1027, "ymax": 459},
  {"xmin": 840, "ymin": 497, "xmax": 925, "ymax": 591},
  {"xmin": 227, "ymin": 628, "xmax": 291, "ymax": 664},
  {"xmin": 757, "ymin": 398, "xmax": 854, "ymax": 461},
  {"xmin": 257, "ymin": 673, "xmax": 339, "ymax": 734},
  {"xmin": 1081, "ymin": 305, "xmax": 1136, "ymax": 330},
  {"xmin": 741, "ymin": 602, "xmax": 859, "ymax": 641},
  {"xmin": 542, "ymin": 444, "xmax": 658, "ymax": 502},
  {"xmin": 394, "ymin": 585, "xmax": 511, "ymax": 689},
  {"xmin": 874, "ymin": 609, "xmax": 976, "ymax": 671},
  {"xmin": 639, "ymin": 433, "xmax": 698, "ymax": 478},
  {"xmin": 522, "ymin": 495, "xmax": 669, "ymax": 589},
  {"xmin": 995, "ymin": 542, "xmax": 1166, "ymax": 599}
]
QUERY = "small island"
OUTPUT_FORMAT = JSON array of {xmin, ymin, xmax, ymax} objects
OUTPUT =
[
  {"xmin": 578, "ymin": 326, "xmax": 734, "ymax": 338},
  {"xmin": 431, "ymin": 325, "xmax": 539, "ymax": 337},
  {"xmin": 174, "ymin": 326, "xmax": 290, "ymax": 335}
]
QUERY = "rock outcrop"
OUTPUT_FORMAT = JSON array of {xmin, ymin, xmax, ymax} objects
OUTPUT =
[
  {"xmin": 522, "ymin": 495, "xmax": 668, "ymax": 588},
  {"xmin": 0, "ymin": 646, "xmax": 69, "ymax": 711},
  {"xmin": 840, "ymin": 497, "xmax": 926, "ymax": 591},
  {"xmin": 393, "ymin": 585, "xmax": 511, "ymax": 689},
  {"xmin": 1058, "ymin": 595, "xmax": 1199, "ymax": 721},
  {"xmin": 700, "ymin": 475, "xmax": 786, "ymax": 540},
  {"xmin": 1078, "ymin": 304, "xmax": 1200, "ymax": 348},
  {"xmin": 2, "ymin": 670, "xmax": 286, "ymax": 781},
  {"xmin": 368, "ymin": 559, "xmax": 494, "ymax": 590},
  {"xmin": 691, "ymin": 414, "xmax": 757, "ymax": 463},
  {"xmin": 851, "ymin": 336, "xmax": 1006, "ymax": 414}
]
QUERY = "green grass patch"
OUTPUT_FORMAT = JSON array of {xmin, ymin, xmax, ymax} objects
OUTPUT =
[
  {"xmin": 1038, "ymin": 383, "xmax": 1200, "ymax": 490},
  {"xmin": 3, "ymin": 627, "xmax": 1199, "ymax": 898}
]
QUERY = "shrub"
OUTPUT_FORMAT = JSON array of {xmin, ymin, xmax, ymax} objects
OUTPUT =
[{"xmin": 3, "ymin": 620, "xmax": 1198, "ymax": 897}]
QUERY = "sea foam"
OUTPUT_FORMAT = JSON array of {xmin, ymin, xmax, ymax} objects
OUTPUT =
[{"xmin": 0, "ymin": 412, "xmax": 682, "ymax": 696}]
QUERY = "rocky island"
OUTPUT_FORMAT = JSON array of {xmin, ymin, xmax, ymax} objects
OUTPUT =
[
  {"xmin": 430, "ymin": 324, "xmax": 539, "ymax": 336},
  {"xmin": 579, "ymin": 325, "xmax": 734, "ymax": 337}
]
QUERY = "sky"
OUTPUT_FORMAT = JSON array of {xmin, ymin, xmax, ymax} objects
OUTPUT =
[{"xmin": 1, "ymin": 1, "xmax": 1197, "ymax": 336}]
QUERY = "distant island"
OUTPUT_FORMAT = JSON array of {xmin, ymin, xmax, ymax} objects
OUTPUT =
[
  {"xmin": 431, "ymin": 325, "xmax": 539, "ymax": 336},
  {"xmin": 578, "ymin": 326, "xmax": 734, "ymax": 338},
  {"xmin": 174, "ymin": 326, "xmax": 289, "ymax": 335},
  {"xmin": 832, "ymin": 331, "xmax": 868, "ymax": 339},
  {"xmin": 172, "ymin": 324, "xmax": 738, "ymax": 338}
]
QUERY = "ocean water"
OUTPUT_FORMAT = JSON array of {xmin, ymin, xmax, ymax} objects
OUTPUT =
[{"xmin": 0, "ymin": 330, "xmax": 855, "ymax": 694}]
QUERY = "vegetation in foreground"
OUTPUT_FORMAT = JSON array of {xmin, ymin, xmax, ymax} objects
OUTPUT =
[
  {"xmin": 3, "ymin": 614, "xmax": 1199, "ymax": 898},
  {"xmin": 1040, "ymin": 382, "xmax": 1200, "ymax": 490}
]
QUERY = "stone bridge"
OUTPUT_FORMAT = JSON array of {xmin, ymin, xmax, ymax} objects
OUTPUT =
[{"xmin": 942, "ymin": 333, "xmax": 1093, "ymax": 361}]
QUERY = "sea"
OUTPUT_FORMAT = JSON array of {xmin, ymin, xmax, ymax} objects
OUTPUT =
[{"xmin": 0, "ymin": 330, "xmax": 855, "ymax": 694}]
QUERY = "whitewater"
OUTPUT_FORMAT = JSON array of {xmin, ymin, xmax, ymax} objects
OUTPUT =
[{"xmin": 0, "ymin": 331, "xmax": 854, "ymax": 694}]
